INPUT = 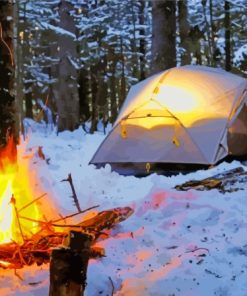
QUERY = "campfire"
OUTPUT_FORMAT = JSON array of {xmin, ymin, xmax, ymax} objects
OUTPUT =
[
  {"xmin": 0, "ymin": 141, "xmax": 43, "ymax": 247},
  {"xmin": 0, "ymin": 137, "xmax": 134, "ymax": 276}
]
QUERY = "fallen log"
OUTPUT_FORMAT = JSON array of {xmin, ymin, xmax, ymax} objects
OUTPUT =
[{"xmin": 175, "ymin": 167, "xmax": 247, "ymax": 192}]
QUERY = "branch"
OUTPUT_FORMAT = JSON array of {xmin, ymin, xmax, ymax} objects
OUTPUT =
[
  {"xmin": 18, "ymin": 193, "xmax": 47, "ymax": 213},
  {"xmin": 52, "ymin": 205, "xmax": 99, "ymax": 223},
  {"xmin": 61, "ymin": 173, "xmax": 81, "ymax": 212}
]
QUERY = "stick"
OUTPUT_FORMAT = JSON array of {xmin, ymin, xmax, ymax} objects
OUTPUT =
[
  {"xmin": 52, "ymin": 205, "xmax": 99, "ymax": 223},
  {"xmin": 10, "ymin": 195, "xmax": 25, "ymax": 243},
  {"xmin": 61, "ymin": 174, "xmax": 81, "ymax": 212},
  {"xmin": 18, "ymin": 193, "xmax": 47, "ymax": 213}
]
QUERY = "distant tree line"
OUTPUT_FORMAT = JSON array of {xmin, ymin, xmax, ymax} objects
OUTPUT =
[{"xmin": 0, "ymin": 0, "xmax": 246, "ymax": 145}]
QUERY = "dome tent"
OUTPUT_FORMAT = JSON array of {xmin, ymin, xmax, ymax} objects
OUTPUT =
[{"xmin": 90, "ymin": 65, "xmax": 247, "ymax": 175}]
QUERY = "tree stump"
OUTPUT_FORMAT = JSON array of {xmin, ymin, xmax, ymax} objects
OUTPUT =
[{"xmin": 49, "ymin": 231, "xmax": 93, "ymax": 296}]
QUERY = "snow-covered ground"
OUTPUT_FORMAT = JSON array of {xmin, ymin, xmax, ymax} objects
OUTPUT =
[{"xmin": 1, "ymin": 121, "xmax": 247, "ymax": 296}]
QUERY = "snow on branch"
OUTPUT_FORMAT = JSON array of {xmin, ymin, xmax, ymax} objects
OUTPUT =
[{"xmin": 39, "ymin": 21, "xmax": 76, "ymax": 39}]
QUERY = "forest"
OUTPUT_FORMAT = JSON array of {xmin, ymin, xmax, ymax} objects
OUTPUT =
[{"xmin": 0, "ymin": 0, "xmax": 246, "ymax": 145}]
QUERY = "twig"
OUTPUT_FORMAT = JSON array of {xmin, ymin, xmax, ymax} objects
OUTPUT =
[
  {"xmin": 18, "ymin": 193, "xmax": 47, "ymax": 213},
  {"xmin": 51, "ymin": 223, "xmax": 83, "ymax": 228},
  {"xmin": 19, "ymin": 215, "xmax": 49, "ymax": 225},
  {"xmin": 10, "ymin": 195, "xmax": 25, "ymax": 243},
  {"xmin": 14, "ymin": 269, "xmax": 23, "ymax": 281},
  {"xmin": 186, "ymin": 247, "xmax": 210, "ymax": 254},
  {"xmin": 52, "ymin": 205, "xmax": 99, "ymax": 223},
  {"xmin": 13, "ymin": 244, "xmax": 27, "ymax": 267},
  {"xmin": 61, "ymin": 173, "xmax": 81, "ymax": 212},
  {"xmin": 108, "ymin": 276, "xmax": 115, "ymax": 296},
  {"xmin": 19, "ymin": 205, "xmax": 99, "ymax": 230}
]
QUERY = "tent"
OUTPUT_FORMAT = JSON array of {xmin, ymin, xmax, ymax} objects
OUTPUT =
[{"xmin": 90, "ymin": 65, "xmax": 247, "ymax": 175}]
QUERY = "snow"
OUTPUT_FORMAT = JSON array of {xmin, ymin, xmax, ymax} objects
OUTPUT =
[
  {"xmin": 39, "ymin": 22, "xmax": 76, "ymax": 39},
  {"xmin": 1, "ymin": 121, "xmax": 247, "ymax": 295},
  {"xmin": 233, "ymin": 44, "xmax": 247, "ymax": 72}
]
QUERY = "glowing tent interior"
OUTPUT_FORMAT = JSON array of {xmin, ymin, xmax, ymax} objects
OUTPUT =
[{"xmin": 90, "ymin": 65, "xmax": 247, "ymax": 175}]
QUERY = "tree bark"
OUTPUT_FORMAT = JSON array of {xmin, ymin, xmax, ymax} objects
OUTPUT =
[
  {"xmin": 178, "ymin": 0, "xmax": 191, "ymax": 65},
  {"xmin": 109, "ymin": 47, "xmax": 117, "ymax": 123},
  {"xmin": 151, "ymin": 0, "xmax": 176, "ymax": 74},
  {"xmin": 53, "ymin": 0, "xmax": 80, "ymax": 132},
  {"xmin": 139, "ymin": 0, "xmax": 146, "ymax": 80},
  {"xmin": 209, "ymin": 0, "xmax": 217, "ymax": 65},
  {"xmin": 49, "ymin": 231, "xmax": 92, "ymax": 296},
  {"xmin": 224, "ymin": 0, "xmax": 231, "ymax": 71},
  {"xmin": 130, "ymin": 1, "xmax": 138, "ymax": 79},
  {"xmin": 13, "ymin": 0, "xmax": 25, "ymax": 133},
  {"xmin": 119, "ymin": 36, "xmax": 126, "ymax": 107},
  {"xmin": 0, "ymin": 0, "xmax": 17, "ymax": 162},
  {"xmin": 78, "ymin": 68, "xmax": 90, "ymax": 123}
]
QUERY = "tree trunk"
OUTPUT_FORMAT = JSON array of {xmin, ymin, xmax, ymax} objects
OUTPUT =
[
  {"xmin": 224, "ymin": 0, "xmax": 231, "ymax": 71},
  {"xmin": 89, "ymin": 65, "xmax": 98, "ymax": 134},
  {"xmin": 119, "ymin": 36, "xmax": 126, "ymax": 108},
  {"xmin": 89, "ymin": 55, "xmax": 107, "ymax": 134},
  {"xmin": 25, "ymin": 92, "xmax": 33, "ymax": 119},
  {"xmin": 139, "ymin": 0, "xmax": 146, "ymax": 80},
  {"xmin": 209, "ymin": 0, "xmax": 217, "ymax": 65},
  {"xmin": 13, "ymin": 0, "xmax": 24, "ymax": 134},
  {"xmin": 78, "ymin": 68, "xmax": 90, "ymax": 123},
  {"xmin": 151, "ymin": 0, "xmax": 176, "ymax": 74},
  {"xmin": 188, "ymin": 25, "xmax": 203, "ymax": 65},
  {"xmin": 53, "ymin": 0, "xmax": 80, "ymax": 132},
  {"xmin": 0, "ymin": 0, "xmax": 17, "ymax": 162},
  {"xmin": 201, "ymin": 0, "xmax": 213, "ymax": 65},
  {"xmin": 49, "ymin": 231, "xmax": 92, "ymax": 296},
  {"xmin": 109, "ymin": 49, "xmax": 118, "ymax": 123},
  {"xmin": 178, "ymin": 0, "xmax": 191, "ymax": 65},
  {"xmin": 130, "ymin": 1, "xmax": 138, "ymax": 79}
]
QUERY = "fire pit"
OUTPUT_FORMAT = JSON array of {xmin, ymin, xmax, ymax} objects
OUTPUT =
[{"xmin": 0, "ymin": 138, "xmax": 134, "ymax": 294}]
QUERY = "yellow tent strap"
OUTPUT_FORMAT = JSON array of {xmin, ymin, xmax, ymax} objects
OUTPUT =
[
  {"xmin": 150, "ymin": 71, "xmax": 170, "ymax": 101},
  {"xmin": 172, "ymin": 121, "xmax": 180, "ymax": 147},
  {"xmin": 120, "ymin": 120, "xmax": 127, "ymax": 138},
  {"xmin": 146, "ymin": 162, "xmax": 151, "ymax": 173}
]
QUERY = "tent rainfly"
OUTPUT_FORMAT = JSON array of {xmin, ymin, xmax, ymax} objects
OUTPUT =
[{"xmin": 90, "ymin": 65, "xmax": 247, "ymax": 175}]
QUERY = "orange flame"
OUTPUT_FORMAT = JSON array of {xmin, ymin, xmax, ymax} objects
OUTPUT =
[{"xmin": 0, "ymin": 137, "xmax": 55, "ymax": 245}]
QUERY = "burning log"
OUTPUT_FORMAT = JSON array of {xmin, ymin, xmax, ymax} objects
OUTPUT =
[
  {"xmin": 0, "ymin": 206, "xmax": 134, "ymax": 269},
  {"xmin": 49, "ymin": 231, "xmax": 93, "ymax": 296},
  {"xmin": 53, "ymin": 206, "xmax": 134, "ymax": 239}
]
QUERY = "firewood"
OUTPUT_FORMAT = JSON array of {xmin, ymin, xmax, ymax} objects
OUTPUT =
[
  {"xmin": 52, "ymin": 206, "xmax": 134, "ymax": 239},
  {"xmin": 49, "ymin": 231, "xmax": 93, "ymax": 296},
  {"xmin": 175, "ymin": 167, "xmax": 247, "ymax": 192},
  {"xmin": 0, "ymin": 206, "xmax": 134, "ymax": 269}
]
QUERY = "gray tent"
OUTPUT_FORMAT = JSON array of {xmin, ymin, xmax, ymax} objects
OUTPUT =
[{"xmin": 90, "ymin": 66, "xmax": 247, "ymax": 175}]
